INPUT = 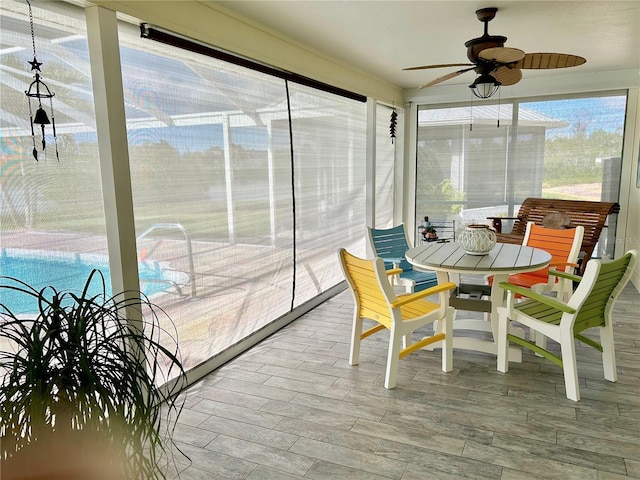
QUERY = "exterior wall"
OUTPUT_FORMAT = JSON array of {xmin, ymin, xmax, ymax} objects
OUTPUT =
[{"xmin": 623, "ymin": 89, "xmax": 640, "ymax": 289}]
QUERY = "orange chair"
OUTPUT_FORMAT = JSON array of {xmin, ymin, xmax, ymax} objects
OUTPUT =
[{"xmin": 488, "ymin": 222, "xmax": 584, "ymax": 301}]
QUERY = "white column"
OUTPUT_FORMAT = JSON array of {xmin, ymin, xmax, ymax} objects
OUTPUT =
[
  {"xmin": 267, "ymin": 119, "xmax": 276, "ymax": 246},
  {"xmin": 365, "ymin": 98, "xmax": 376, "ymax": 235},
  {"xmin": 393, "ymin": 106, "xmax": 405, "ymax": 227},
  {"xmin": 222, "ymin": 114, "xmax": 235, "ymax": 244},
  {"xmin": 85, "ymin": 6, "xmax": 140, "ymax": 303},
  {"xmin": 405, "ymin": 102, "xmax": 418, "ymax": 231},
  {"xmin": 618, "ymin": 88, "xmax": 639, "ymax": 263}
]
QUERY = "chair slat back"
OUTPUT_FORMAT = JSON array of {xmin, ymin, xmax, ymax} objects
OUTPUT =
[
  {"xmin": 524, "ymin": 223, "xmax": 584, "ymax": 275},
  {"xmin": 369, "ymin": 225, "xmax": 413, "ymax": 271},
  {"xmin": 573, "ymin": 252, "xmax": 635, "ymax": 334},
  {"xmin": 499, "ymin": 198, "xmax": 619, "ymax": 274},
  {"xmin": 338, "ymin": 248, "xmax": 393, "ymax": 329}
]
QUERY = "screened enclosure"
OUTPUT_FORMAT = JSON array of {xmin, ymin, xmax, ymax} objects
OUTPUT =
[
  {"xmin": 0, "ymin": 0, "xmax": 633, "ymax": 390},
  {"xmin": 415, "ymin": 95, "xmax": 626, "ymax": 259},
  {"xmin": 0, "ymin": 1, "xmax": 394, "ymax": 383}
]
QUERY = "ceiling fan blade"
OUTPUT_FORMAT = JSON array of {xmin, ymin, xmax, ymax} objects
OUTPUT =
[
  {"xmin": 478, "ymin": 47, "xmax": 525, "ymax": 64},
  {"xmin": 403, "ymin": 63, "xmax": 473, "ymax": 71},
  {"xmin": 493, "ymin": 65, "xmax": 522, "ymax": 86},
  {"xmin": 419, "ymin": 67, "xmax": 476, "ymax": 89},
  {"xmin": 517, "ymin": 53, "xmax": 586, "ymax": 69}
]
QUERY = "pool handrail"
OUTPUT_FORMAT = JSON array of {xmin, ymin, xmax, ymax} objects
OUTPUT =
[{"xmin": 137, "ymin": 223, "xmax": 196, "ymax": 298}]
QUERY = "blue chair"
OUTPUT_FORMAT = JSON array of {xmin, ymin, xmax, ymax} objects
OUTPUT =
[{"xmin": 367, "ymin": 224, "xmax": 438, "ymax": 293}]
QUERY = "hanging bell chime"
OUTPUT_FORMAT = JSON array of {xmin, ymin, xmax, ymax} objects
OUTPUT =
[{"xmin": 24, "ymin": 0, "xmax": 59, "ymax": 161}]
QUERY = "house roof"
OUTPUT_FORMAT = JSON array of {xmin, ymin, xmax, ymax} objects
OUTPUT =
[{"xmin": 418, "ymin": 104, "xmax": 568, "ymax": 128}]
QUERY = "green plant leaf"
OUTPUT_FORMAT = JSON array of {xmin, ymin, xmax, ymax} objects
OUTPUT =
[{"xmin": 1, "ymin": 270, "xmax": 188, "ymax": 479}]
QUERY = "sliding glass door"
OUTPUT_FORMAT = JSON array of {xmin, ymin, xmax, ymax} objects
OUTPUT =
[{"xmin": 416, "ymin": 94, "xmax": 627, "ymax": 258}]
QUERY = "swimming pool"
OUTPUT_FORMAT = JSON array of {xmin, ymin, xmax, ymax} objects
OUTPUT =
[{"xmin": 0, "ymin": 249, "xmax": 186, "ymax": 314}]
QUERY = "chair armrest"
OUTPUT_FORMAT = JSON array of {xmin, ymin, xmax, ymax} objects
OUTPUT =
[
  {"xmin": 386, "ymin": 268, "xmax": 403, "ymax": 276},
  {"xmin": 498, "ymin": 282, "xmax": 576, "ymax": 314},
  {"xmin": 390, "ymin": 282, "xmax": 456, "ymax": 308},
  {"xmin": 486, "ymin": 216, "xmax": 520, "ymax": 221},
  {"xmin": 548, "ymin": 262, "xmax": 580, "ymax": 276},
  {"xmin": 549, "ymin": 269, "xmax": 582, "ymax": 283},
  {"xmin": 549, "ymin": 262, "xmax": 579, "ymax": 269}
]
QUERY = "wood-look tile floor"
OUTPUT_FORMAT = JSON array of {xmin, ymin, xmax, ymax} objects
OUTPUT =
[{"xmin": 167, "ymin": 282, "xmax": 640, "ymax": 480}]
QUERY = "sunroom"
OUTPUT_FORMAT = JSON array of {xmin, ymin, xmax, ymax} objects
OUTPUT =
[{"xmin": 1, "ymin": 0, "xmax": 638, "ymax": 394}]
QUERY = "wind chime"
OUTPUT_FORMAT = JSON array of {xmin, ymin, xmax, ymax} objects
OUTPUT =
[
  {"xmin": 389, "ymin": 108, "xmax": 398, "ymax": 144},
  {"xmin": 25, "ymin": 0, "xmax": 59, "ymax": 161}
]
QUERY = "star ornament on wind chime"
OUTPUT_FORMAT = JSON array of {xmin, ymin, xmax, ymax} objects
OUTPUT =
[{"xmin": 24, "ymin": 0, "xmax": 59, "ymax": 161}]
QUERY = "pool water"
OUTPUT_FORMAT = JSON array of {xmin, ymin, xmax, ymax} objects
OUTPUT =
[{"xmin": 1, "ymin": 249, "xmax": 175, "ymax": 315}]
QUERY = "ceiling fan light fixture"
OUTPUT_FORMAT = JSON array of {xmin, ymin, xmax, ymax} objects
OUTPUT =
[{"xmin": 469, "ymin": 73, "xmax": 500, "ymax": 99}]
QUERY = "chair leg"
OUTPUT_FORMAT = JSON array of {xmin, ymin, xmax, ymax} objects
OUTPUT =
[
  {"xmin": 349, "ymin": 315, "xmax": 363, "ymax": 366},
  {"xmin": 600, "ymin": 323, "xmax": 618, "ymax": 382},
  {"xmin": 560, "ymin": 329, "xmax": 580, "ymax": 402},
  {"xmin": 534, "ymin": 331, "xmax": 548, "ymax": 355},
  {"xmin": 401, "ymin": 279, "xmax": 413, "ymax": 294},
  {"xmin": 384, "ymin": 327, "xmax": 403, "ymax": 389},
  {"xmin": 559, "ymin": 279, "xmax": 570, "ymax": 303},
  {"xmin": 402, "ymin": 332, "xmax": 412, "ymax": 350},
  {"xmin": 421, "ymin": 318, "xmax": 443, "ymax": 352},
  {"xmin": 496, "ymin": 308, "xmax": 510, "ymax": 373},
  {"xmin": 441, "ymin": 307, "xmax": 453, "ymax": 373}
]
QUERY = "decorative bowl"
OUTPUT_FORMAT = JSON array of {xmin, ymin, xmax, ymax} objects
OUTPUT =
[{"xmin": 457, "ymin": 224, "xmax": 497, "ymax": 255}]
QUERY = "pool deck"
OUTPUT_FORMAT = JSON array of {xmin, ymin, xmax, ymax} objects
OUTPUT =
[{"xmin": 1, "ymin": 229, "xmax": 333, "ymax": 374}]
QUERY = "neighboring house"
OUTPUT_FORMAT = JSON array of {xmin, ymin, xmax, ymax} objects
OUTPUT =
[{"xmin": 418, "ymin": 104, "xmax": 569, "ymax": 210}]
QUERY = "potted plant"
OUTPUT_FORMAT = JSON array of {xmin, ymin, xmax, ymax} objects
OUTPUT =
[
  {"xmin": 0, "ymin": 270, "xmax": 187, "ymax": 479},
  {"xmin": 419, "ymin": 223, "xmax": 439, "ymax": 242}
]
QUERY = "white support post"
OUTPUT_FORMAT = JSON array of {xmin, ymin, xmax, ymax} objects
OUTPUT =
[
  {"xmin": 267, "ymin": 119, "xmax": 277, "ymax": 247},
  {"xmin": 405, "ymin": 102, "xmax": 418, "ymax": 236},
  {"xmin": 85, "ymin": 6, "xmax": 141, "ymax": 306},
  {"xmin": 365, "ymin": 98, "xmax": 376, "ymax": 255},
  {"xmin": 222, "ymin": 114, "xmax": 236, "ymax": 244},
  {"xmin": 393, "ymin": 106, "xmax": 405, "ymax": 227}
]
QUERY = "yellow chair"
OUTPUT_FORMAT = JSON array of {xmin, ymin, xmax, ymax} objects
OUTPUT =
[
  {"xmin": 497, "ymin": 250, "xmax": 637, "ymax": 401},
  {"xmin": 337, "ymin": 248, "xmax": 456, "ymax": 389}
]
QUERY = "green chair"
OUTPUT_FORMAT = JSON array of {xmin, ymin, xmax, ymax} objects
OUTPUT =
[
  {"xmin": 496, "ymin": 250, "xmax": 637, "ymax": 401},
  {"xmin": 367, "ymin": 224, "xmax": 438, "ymax": 293}
]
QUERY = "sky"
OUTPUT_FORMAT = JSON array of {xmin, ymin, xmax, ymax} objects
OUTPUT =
[{"xmin": 521, "ymin": 95, "xmax": 627, "ymax": 139}]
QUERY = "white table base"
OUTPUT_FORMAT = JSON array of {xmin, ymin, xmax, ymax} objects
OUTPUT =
[{"xmin": 421, "ymin": 270, "xmax": 523, "ymax": 362}]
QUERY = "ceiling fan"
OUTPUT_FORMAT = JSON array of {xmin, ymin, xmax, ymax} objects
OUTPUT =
[{"xmin": 404, "ymin": 7, "xmax": 586, "ymax": 97}]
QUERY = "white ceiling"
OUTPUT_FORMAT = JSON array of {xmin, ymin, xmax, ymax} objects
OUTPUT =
[{"xmin": 215, "ymin": 0, "xmax": 640, "ymax": 91}]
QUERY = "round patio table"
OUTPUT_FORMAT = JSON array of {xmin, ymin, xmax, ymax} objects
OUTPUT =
[{"xmin": 405, "ymin": 241, "xmax": 551, "ymax": 361}]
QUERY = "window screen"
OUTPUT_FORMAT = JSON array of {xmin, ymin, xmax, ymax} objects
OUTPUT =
[
  {"xmin": 416, "ymin": 94, "xmax": 626, "ymax": 258},
  {"xmin": 119, "ymin": 23, "xmax": 367, "ymax": 371},
  {"xmin": 0, "ymin": 1, "xmax": 107, "ymax": 312}
]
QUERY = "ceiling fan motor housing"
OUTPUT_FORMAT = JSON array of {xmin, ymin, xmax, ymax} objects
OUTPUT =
[
  {"xmin": 465, "ymin": 35, "xmax": 507, "ymax": 62},
  {"xmin": 465, "ymin": 7, "xmax": 505, "ymax": 62}
]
